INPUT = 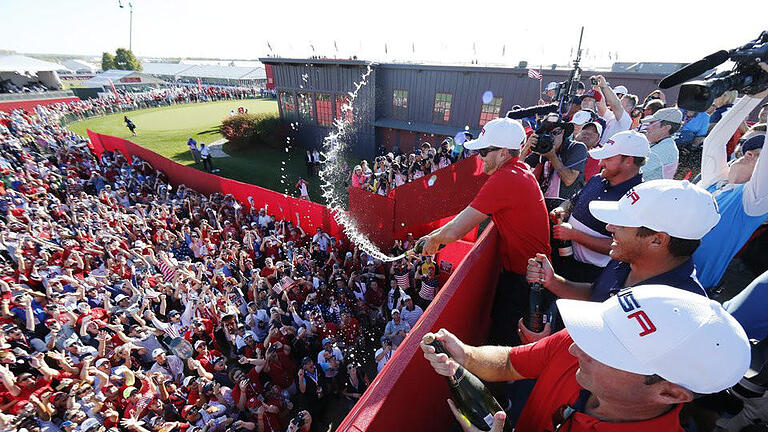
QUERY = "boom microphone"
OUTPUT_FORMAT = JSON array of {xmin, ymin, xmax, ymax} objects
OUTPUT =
[
  {"xmin": 659, "ymin": 50, "xmax": 730, "ymax": 89},
  {"xmin": 507, "ymin": 103, "xmax": 558, "ymax": 120}
]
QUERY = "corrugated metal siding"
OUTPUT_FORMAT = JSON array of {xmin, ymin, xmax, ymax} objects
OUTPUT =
[{"xmin": 268, "ymin": 59, "xmax": 672, "ymax": 159}]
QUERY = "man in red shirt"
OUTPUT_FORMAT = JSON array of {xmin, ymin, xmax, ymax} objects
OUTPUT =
[
  {"xmin": 418, "ymin": 117, "xmax": 550, "ymax": 345},
  {"xmin": 420, "ymin": 285, "xmax": 750, "ymax": 432}
]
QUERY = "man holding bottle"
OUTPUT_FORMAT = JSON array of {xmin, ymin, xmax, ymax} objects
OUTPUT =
[
  {"xmin": 421, "ymin": 285, "xmax": 750, "ymax": 432},
  {"xmin": 549, "ymin": 130, "xmax": 649, "ymax": 283},
  {"xmin": 417, "ymin": 117, "xmax": 550, "ymax": 346},
  {"xmin": 519, "ymin": 179, "xmax": 720, "ymax": 343}
]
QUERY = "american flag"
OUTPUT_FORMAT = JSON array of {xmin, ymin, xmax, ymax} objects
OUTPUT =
[{"xmin": 528, "ymin": 68, "xmax": 542, "ymax": 80}]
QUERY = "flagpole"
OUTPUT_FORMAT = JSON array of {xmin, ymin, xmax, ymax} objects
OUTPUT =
[{"xmin": 539, "ymin": 63, "xmax": 544, "ymax": 102}]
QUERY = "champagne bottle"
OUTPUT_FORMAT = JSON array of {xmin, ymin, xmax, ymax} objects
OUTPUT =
[
  {"xmin": 423, "ymin": 334, "xmax": 505, "ymax": 431},
  {"xmin": 556, "ymin": 215, "xmax": 573, "ymax": 257},
  {"xmin": 526, "ymin": 281, "xmax": 545, "ymax": 333},
  {"xmin": 407, "ymin": 238, "xmax": 446, "ymax": 256}
]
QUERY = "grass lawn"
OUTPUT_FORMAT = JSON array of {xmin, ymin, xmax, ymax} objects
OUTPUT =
[{"xmin": 67, "ymin": 99, "xmax": 325, "ymax": 201}]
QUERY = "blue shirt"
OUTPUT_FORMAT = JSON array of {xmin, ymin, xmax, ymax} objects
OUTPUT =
[
  {"xmin": 681, "ymin": 111, "xmax": 710, "ymax": 137},
  {"xmin": 724, "ymin": 270, "xmax": 768, "ymax": 340},
  {"xmin": 693, "ymin": 183, "xmax": 768, "ymax": 290},
  {"xmin": 589, "ymin": 258, "xmax": 706, "ymax": 302},
  {"xmin": 569, "ymin": 174, "xmax": 644, "ymax": 236}
]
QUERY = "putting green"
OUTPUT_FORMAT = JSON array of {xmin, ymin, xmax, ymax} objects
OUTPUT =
[{"xmin": 67, "ymin": 99, "xmax": 324, "ymax": 201}]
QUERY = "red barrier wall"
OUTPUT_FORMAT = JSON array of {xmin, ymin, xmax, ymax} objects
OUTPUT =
[
  {"xmin": 0, "ymin": 96, "xmax": 80, "ymax": 113},
  {"xmin": 338, "ymin": 224, "xmax": 501, "ymax": 432},
  {"xmin": 347, "ymin": 157, "xmax": 489, "ymax": 250},
  {"xmin": 391, "ymin": 156, "xmax": 488, "ymax": 240},
  {"xmin": 87, "ymin": 130, "xmax": 342, "ymax": 237},
  {"xmin": 347, "ymin": 186, "xmax": 395, "ymax": 249}
]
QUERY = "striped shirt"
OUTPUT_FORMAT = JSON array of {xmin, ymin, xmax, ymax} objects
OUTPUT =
[
  {"xmin": 157, "ymin": 259, "xmax": 176, "ymax": 283},
  {"xmin": 419, "ymin": 278, "xmax": 438, "ymax": 301},
  {"xmin": 394, "ymin": 271, "xmax": 410, "ymax": 290}
]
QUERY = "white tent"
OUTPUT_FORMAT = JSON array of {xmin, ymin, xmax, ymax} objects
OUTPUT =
[
  {"xmin": 0, "ymin": 55, "xmax": 66, "ymax": 91},
  {"xmin": 62, "ymin": 59, "xmax": 99, "ymax": 74}
]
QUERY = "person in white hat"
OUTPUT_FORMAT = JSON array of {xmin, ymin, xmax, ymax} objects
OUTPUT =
[
  {"xmin": 640, "ymin": 107, "xmax": 684, "ymax": 181},
  {"xmin": 590, "ymin": 75, "xmax": 632, "ymax": 144},
  {"xmin": 530, "ymin": 178, "xmax": 719, "ymax": 302},
  {"xmin": 421, "ymin": 284, "xmax": 750, "ymax": 432},
  {"xmin": 149, "ymin": 347, "xmax": 184, "ymax": 382},
  {"xmin": 417, "ymin": 117, "xmax": 551, "ymax": 346},
  {"xmin": 547, "ymin": 130, "xmax": 649, "ymax": 287}
]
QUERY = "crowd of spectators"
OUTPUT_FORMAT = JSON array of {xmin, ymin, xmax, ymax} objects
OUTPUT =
[
  {"xmin": 0, "ymin": 96, "xmax": 437, "ymax": 432},
  {"xmin": 348, "ymin": 138, "xmax": 469, "ymax": 195}
]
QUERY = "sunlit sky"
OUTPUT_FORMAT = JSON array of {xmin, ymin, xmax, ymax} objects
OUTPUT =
[{"xmin": 2, "ymin": 0, "xmax": 766, "ymax": 69}]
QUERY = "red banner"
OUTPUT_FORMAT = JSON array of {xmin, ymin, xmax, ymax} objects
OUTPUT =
[
  {"xmin": 338, "ymin": 225, "xmax": 501, "ymax": 432},
  {"xmin": 87, "ymin": 130, "xmax": 342, "ymax": 238}
]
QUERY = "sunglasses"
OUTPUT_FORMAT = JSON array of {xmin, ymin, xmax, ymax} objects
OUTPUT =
[{"xmin": 477, "ymin": 147, "xmax": 503, "ymax": 157}]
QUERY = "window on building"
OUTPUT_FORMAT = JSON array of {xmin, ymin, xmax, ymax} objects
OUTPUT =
[
  {"xmin": 392, "ymin": 89, "xmax": 409, "ymax": 119},
  {"xmin": 297, "ymin": 92, "xmax": 314, "ymax": 121},
  {"xmin": 479, "ymin": 97, "xmax": 503, "ymax": 127},
  {"xmin": 432, "ymin": 92, "xmax": 453, "ymax": 124},
  {"xmin": 335, "ymin": 95, "xmax": 353, "ymax": 126},
  {"xmin": 315, "ymin": 93, "xmax": 332, "ymax": 127},
  {"xmin": 279, "ymin": 91, "xmax": 295, "ymax": 116}
]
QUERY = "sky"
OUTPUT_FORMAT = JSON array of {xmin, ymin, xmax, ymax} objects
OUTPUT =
[{"xmin": 1, "ymin": 0, "xmax": 766, "ymax": 69}]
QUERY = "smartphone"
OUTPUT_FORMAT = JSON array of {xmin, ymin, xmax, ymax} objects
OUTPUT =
[{"xmin": 590, "ymin": 77, "xmax": 598, "ymax": 86}]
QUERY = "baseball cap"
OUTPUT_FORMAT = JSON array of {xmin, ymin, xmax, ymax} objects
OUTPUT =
[
  {"xmin": 589, "ymin": 179, "xmax": 720, "ymax": 240},
  {"xmin": 114, "ymin": 294, "xmax": 128, "ymax": 303},
  {"xmin": 558, "ymin": 284, "xmax": 750, "ymax": 394},
  {"xmin": 583, "ymin": 121, "xmax": 603, "ymax": 137},
  {"xmin": 741, "ymin": 134, "xmax": 766, "ymax": 152},
  {"xmin": 613, "ymin": 85, "xmax": 628, "ymax": 95},
  {"xmin": 582, "ymin": 89, "xmax": 603, "ymax": 103},
  {"xmin": 322, "ymin": 337, "xmax": 333, "ymax": 346},
  {"xmin": 391, "ymin": 308, "xmax": 401, "ymax": 315},
  {"xmin": 588, "ymin": 130, "xmax": 650, "ymax": 160},
  {"xmin": 641, "ymin": 107, "xmax": 683, "ymax": 124},
  {"xmin": 80, "ymin": 418, "xmax": 100, "ymax": 431},
  {"xmin": 181, "ymin": 404, "xmax": 197, "ymax": 417},
  {"xmin": 570, "ymin": 110, "xmax": 593, "ymax": 125},
  {"xmin": 123, "ymin": 386, "xmax": 138, "ymax": 398},
  {"xmin": 194, "ymin": 340, "xmax": 207, "ymax": 349},
  {"xmin": 463, "ymin": 118, "xmax": 526, "ymax": 151},
  {"xmin": 545, "ymin": 82, "xmax": 558, "ymax": 91},
  {"xmin": 152, "ymin": 348, "xmax": 166, "ymax": 358}
]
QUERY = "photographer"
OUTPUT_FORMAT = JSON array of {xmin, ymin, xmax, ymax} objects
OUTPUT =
[
  {"xmin": 591, "ymin": 76, "xmax": 632, "ymax": 144},
  {"xmin": 521, "ymin": 113, "xmax": 588, "ymax": 201},
  {"xmin": 693, "ymin": 80, "xmax": 768, "ymax": 291},
  {"xmin": 287, "ymin": 410, "xmax": 311, "ymax": 432}
]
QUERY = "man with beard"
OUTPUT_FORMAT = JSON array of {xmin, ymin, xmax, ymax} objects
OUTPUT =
[
  {"xmin": 520, "ymin": 179, "xmax": 720, "ymax": 342},
  {"xmin": 549, "ymin": 131, "xmax": 649, "ymax": 283}
]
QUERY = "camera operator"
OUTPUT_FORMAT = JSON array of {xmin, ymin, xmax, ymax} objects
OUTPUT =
[
  {"xmin": 521, "ymin": 113, "xmax": 588, "ymax": 201},
  {"xmin": 591, "ymin": 75, "xmax": 632, "ymax": 144},
  {"xmin": 693, "ymin": 79, "xmax": 768, "ymax": 292}
]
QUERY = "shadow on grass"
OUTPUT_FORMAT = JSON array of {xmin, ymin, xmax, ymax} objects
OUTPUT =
[{"xmin": 197, "ymin": 128, "xmax": 221, "ymax": 136}]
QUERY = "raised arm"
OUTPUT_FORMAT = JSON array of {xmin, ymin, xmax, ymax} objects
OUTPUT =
[{"xmin": 699, "ymin": 93, "xmax": 765, "ymax": 188}]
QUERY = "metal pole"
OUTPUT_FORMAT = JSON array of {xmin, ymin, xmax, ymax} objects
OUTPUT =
[{"xmin": 129, "ymin": 3, "xmax": 133, "ymax": 51}]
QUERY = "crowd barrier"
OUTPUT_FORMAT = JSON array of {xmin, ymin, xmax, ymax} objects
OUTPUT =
[
  {"xmin": 338, "ymin": 224, "xmax": 501, "ymax": 432},
  {"xmin": 86, "ymin": 130, "xmax": 343, "ymax": 238},
  {"xmin": 0, "ymin": 96, "xmax": 80, "ymax": 113},
  {"xmin": 347, "ymin": 156, "xmax": 488, "ymax": 250}
]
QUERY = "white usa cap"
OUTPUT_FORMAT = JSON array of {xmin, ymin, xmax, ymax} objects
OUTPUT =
[
  {"xmin": 463, "ymin": 118, "xmax": 526, "ymax": 151},
  {"xmin": 588, "ymin": 130, "xmax": 650, "ymax": 160},
  {"xmin": 589, "ymin": 179, "xmax": 720, "ymax": 240},
  {"xmin": 558, "ymin": 284, "xmax": 750, "ymax": 394},
  {"xmin": 613, "ymin": 85, "xmax": 629, "ymax": 95}
]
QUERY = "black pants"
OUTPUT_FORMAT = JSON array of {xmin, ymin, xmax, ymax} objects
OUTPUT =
[
  {"xmin": 487, "ymin": 271, "xmax": 529, "ymax": 347},
  {"xmin": 202, "ymin": 157, "xmax": 213, "ymax": 172}
]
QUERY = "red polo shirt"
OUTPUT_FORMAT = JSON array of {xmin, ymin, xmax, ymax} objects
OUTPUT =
[
  {"xmin": 509, "ymin": 330, "xmax": 684, "ymax": 432},
  {"xmin": 469, "ymin": 157, "xmax": 550, "ymax": 273}
]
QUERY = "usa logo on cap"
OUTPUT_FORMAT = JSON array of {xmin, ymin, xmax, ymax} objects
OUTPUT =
[{"xmin": 617, "ymin": 290, "xmax": 657, "ymax": 337}]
